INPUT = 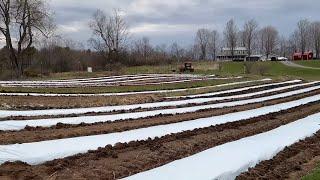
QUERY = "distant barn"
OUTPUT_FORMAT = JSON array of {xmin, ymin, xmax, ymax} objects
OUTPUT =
[{"xmin": 293, "ymin": 51, "xmax": 314, "ymax": 60}]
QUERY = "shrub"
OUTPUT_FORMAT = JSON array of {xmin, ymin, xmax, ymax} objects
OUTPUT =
[
  {"xmin": 24, "ymin": 69, "xmax": 40, "ymax": 78},
  {"xmin": 244, "ymin": 62, "xmax": 270, "ymax": 76}
]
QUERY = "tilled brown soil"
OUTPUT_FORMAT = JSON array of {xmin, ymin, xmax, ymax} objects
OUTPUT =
[
  {"xmin": 1, "ymin": 89, "xmax": 320, "ymax": 145},
  {"xmin": 0, "ymin": 80, "xmax": 288, "ymax": 110},
  {"xmin": 0, "ymin": 81, "xmax": 308, "ymax": 121},
  {"xmin": 237, "ymin": 131, "xmax": 320, "ymax": 180},
  {"xmin": 0, "ymin": 94, "xmax": 160, "ymax": 110},
  {"xmin": 0, "ymin": 101, "xmax": 319, "ymax": 180}
]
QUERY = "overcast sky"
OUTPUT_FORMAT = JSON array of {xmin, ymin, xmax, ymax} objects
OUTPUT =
[{"xmin": 1, "ymin": 0, "xmax": 320, "ymax": 47}]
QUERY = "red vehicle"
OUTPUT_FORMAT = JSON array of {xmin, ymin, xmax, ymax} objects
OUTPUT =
[{"xmin": 293, "ymin": 51, "xmax": 313, "ymax": 60}]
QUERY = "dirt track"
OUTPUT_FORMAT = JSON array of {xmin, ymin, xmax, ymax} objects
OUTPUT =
[
  {"xmin": 237, "ymin": 131, "xmax": 320, "ymax": 180},
  {"xmin": 1, "ymin": 89, "xmax": 320, "ymax": 145},
  {"xmin": 0, "ymin": 101, "xmax": 319, "ymax": 180}
]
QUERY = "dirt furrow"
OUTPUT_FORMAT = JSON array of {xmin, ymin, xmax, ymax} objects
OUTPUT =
[
  {"xmin": 0, "ymin": 80, "xmax": 279, "ymax": 110},
  {"xmin": 0, "ymin": 101, "xmax": 319, "ymax": 180},
  {"xmin": 237, "ymin": 131, "xmax": 320, "ymax": 180},
  {"xmin": 1, "ymin": 89, "xmax": 319, "ymax": 145}
]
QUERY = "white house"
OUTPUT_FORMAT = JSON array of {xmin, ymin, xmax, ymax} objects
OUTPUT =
[{"xmin": 217, "ymin": 47, "xmax": 248, "ymax": 61}]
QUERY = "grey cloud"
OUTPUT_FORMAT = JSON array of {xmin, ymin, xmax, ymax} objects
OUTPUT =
[{"xmin": 49, "ymin": 0, "xmax": 320, "ymax": 46}]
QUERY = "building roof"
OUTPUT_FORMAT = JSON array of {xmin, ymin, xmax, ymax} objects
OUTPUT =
[
  {"xmin": 247, "ymin": 55, "xmax": 263, "ymax": 57},
  {"xmin": 222, "ymin": 47, "xmax": 247, "ymax": 51},
  {"xmin": 293, "ymin": 51, "xmax": 313, "ymax": 56}
]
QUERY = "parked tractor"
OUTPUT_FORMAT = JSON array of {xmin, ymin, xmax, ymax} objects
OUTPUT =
[{"xmin": 179, "ymin": 62, "xmax": 195, "ymax": 73}]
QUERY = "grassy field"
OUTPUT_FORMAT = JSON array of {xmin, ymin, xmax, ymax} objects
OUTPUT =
[
  {"xmin": 1, "ymin": 61, "xmax": 320, "ymax": 94},
  {"xmin": 263, "ymin": 61, "xmax": 320, "ymax": 80},
  {"xmin": 129, "ymin": 61, "xmax": 318, "ymax": 80},
  {"xmin": 295, "ymin": 60, "xmax": 320, "ymax": 68},
  {"xmin": 41, "ymin": 61, "xmax": 320, "ymax": 80},
  {"xmin": 303, "ymin": 165, "xmax": 320, "ymax": 180}
]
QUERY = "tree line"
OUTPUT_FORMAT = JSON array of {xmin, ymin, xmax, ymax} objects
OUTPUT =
[
  {"xmin": 195, "ymin": 19, "xmax": 320, "ymax": 60},
  {"xmin": 1, "ymin": 2, "xmax": 320, "ymax": 79}
]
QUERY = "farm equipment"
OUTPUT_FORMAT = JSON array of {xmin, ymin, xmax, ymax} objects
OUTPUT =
[{"xmin": 179, "ymin": 62, "xmax": 195, "ymax": 73}]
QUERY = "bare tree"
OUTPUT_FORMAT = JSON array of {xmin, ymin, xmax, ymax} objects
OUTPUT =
[
  {"xmin": 131, "ymin": 37, "xmax": 153, "ymax": 61},
  {"xmin": 278, "ymin": 36, "xmax": 288, "ymax": 57},
  {"xmin": 310, "ymin": 21, "xmax": 320, "ymax": 59},
  {"xmin": 260, "ymin": 26, "xmax": 278, "ymax": 58},
  {"xmin": 208, "ymin": 30, "xmax": 219, "ymax": 60},
  {"xmin": 195, "ymin": 28, "xmax": 211, "ymax": 60},
  {"xmin": 89, "ymin": 9, "xmax": 128, "ymax": 63},
  {"xmin": 296, "ymin": 19, "xmax": 311, "ymax": 53},
  {"xmin": 289, "ymin": 31, "xmax": 299, "ymax": 53},
  {"xmin": 243, "ymin": 19, "xmax": 258, "ymax": 57},
  {"xmin": 170, "ymin": 42, "xmax": 184, "ymax": 62},
  {"xmin": 0, "ymin": 0, "xmax": 53, "ymax": 77},
  {"xmin": 224, "ymin": 19, "xmax": 238, "ymax": 60},
  {"xmin": 238, "ymin": 30, "xmax": 246, "ymax": 47}
]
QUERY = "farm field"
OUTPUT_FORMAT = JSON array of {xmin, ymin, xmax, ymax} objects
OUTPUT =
[
  {"xmin": 2, "ymin": 60, "xmax": 320, "ymax": 95},
  {"xmin": 295, "ymin": 60, "xmax": 320, "ymax": 68},
  {"xmin": 0, "ymin": 72, "xmax": 320, "ymax": 179},
  {"xmin": 1, "ymin": 0, "xmax": 320, "ymax": 179}
]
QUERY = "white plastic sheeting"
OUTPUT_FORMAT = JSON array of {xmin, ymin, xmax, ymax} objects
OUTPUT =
[
  {"xmin": 0, "ymin": 74, "xmax": 225, "ymax": 88},
  {"xmin": 125, "ymin": 113, "xmax": 320, "ymax": 180},
  {"xmin": 168, "ymin": 79, "xmax": 301, "ymax": 99},
  {"xmin": 0, "ymin": 83, "xmax": 319, "ymax": 131},
  {"xmin": 0, "ymin": 80, "xmax": 300, "ymax": 118},
  {"xmin": 0, "ymin": 94, "xmax": 320, "ymax": 165},
  {"xmin": 0, "ymin": 74, "xmax": 202, "ymax": 84},
  {"xmin": 0, "ymin": 79, "xmax": 271, "ymax": 97}
]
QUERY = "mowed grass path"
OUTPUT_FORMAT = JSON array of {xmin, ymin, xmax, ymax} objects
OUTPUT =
[{"xmin": 295, "ymin": 60, "xmax": 320, "ymax": 68}]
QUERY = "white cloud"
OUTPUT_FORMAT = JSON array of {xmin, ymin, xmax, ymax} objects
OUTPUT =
[
  {"xmin": 128, "ymin": 0, "xmax": 197, "ymax": 16},
  {"xmin": 57, "ymin": 21, "xmax": 88, "ymax": 34},
  {"xmin": 130, "ymin": 23, "xmax": 196, "ymax": 34}
]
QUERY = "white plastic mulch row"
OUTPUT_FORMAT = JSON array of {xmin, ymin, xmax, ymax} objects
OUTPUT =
[
  {"xmin": 168, "ymin": 79, "xmax": 302, "ymax": 99},
  {"xmin": 0, "ymin": 82, "xmax": 319, "ymax": 131},
  {"xmin": 40, "ymin": 74, "xmax": 204, "ymax": 83},
  {"xmin": 0, "ymin": 74, "xmax": 221, "ymax": 88},
  {"xmin": 0, "ymin": 74, "xmax": 165, "ymax": 86},
  {"xmin": 0, "ymin": 78, "xmax": 272, "ymax": 97},
  {"xmin": 0, "ymin": 80, "xmax": 301, "ymax": 118},
  {"xmin": 0, "ymin": 76, "xmax": 209, "ymax": 87},
  {"xmin": 125, "ymin": 112, "xmax": 320, "ymax": 180},
  {"xmin": 0, "ymin": 74, "xmax": 200, "ymax": 84},
  {"xmin": 0, "ymin": 94, "xmax": 319, "ymax": 165}
]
